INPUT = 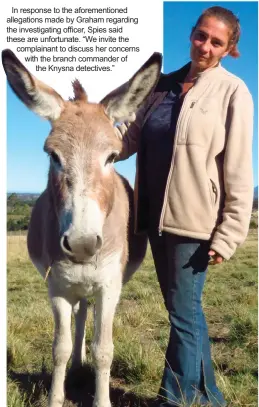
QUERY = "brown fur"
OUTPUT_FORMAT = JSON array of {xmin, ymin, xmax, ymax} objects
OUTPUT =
[
  {"xmin": 28, "ymin": 97, "xmax": 146, "ymax": 277},
  {"xmin": 71, "ymin": 79, "xmax": 88, "ymax": 102}
]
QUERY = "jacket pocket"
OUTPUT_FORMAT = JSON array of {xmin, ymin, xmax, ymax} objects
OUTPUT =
[
  {"xmin": 208, "ymin": 179, "xmax": 218, "ymax": 206},
  {"xmin": 163, "ymin": 146, "xmax": 218, "ymax": 234}
]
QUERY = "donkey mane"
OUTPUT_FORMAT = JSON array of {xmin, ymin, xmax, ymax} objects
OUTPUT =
[{"xmin": 69, "ymin": 79, "xmax": 88, "ymax": 103}]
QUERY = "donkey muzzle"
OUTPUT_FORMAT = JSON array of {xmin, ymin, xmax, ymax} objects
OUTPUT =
[{"xmin": 60, "ymin": 232, "xmax": 102, "ymax": 261}]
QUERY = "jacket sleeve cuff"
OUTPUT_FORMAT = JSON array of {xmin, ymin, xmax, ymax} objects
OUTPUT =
[{"xmin": 210, "ymin": 240, "xmax": 236, "ymax": 261}]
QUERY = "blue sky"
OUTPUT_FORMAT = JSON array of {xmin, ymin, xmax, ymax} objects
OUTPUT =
[{"xmin": 6, "ymin": 1, "xmax": 258, "ymax": 192}]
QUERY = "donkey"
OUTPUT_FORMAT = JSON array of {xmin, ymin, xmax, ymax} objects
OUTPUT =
[{"xmin": 3, "ymin": 49, "xmax": 162, "ymax": 407}]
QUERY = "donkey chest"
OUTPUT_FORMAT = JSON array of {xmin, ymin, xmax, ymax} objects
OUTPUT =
[{"xmin": 51, "ymin": 254, "xmax": 122, "ymax": 296}]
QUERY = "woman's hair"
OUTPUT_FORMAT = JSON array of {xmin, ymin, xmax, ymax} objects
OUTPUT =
[{"xmin": 191, "ymin": 6, "xmax": 241, "ymax": 58}]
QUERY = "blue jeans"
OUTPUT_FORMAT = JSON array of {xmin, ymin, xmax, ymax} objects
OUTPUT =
[{"xmin": 148, "ymin": 231, "xmax": 227, "ymax": 407}]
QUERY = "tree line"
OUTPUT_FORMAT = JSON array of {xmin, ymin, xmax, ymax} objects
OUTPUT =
[
  {"xmin": 7, "ymin": 193, "xmax": 36, "ymax": 231},
  {"xmin": 7, "ymin": 192, "xmax": 258, "ymax": 232}
]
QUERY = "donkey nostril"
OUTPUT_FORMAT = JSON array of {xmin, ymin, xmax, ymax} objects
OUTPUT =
[
  {"xmin": 96, "ymin": 235, "xmax": 102, "ymax": 250},
  {"xmin": 83, "ymin": 234, "xmax": 102, "ymax": 256},
  {"xmin": 63, "ymin": 235, "xmax": 72, "ymax": 253}
]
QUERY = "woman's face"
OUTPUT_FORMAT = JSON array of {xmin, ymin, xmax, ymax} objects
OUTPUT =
[{"xmin": 190, "ymin": 16, "xmax": 232, "ymax": 70}]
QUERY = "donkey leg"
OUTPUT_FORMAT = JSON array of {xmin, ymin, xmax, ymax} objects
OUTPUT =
[
  {"xmin": 71, "ymin": 298, "xmax": 87, "ymax": 369},
  {"xmin": 49, "ymin": 295, "xmax": 73, "ymax": 407},
  {"xmin": 91, "ymin": 280, "xmax": 122, "ymax": 407}
]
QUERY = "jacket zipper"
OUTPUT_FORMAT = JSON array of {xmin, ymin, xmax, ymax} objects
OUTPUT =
[{"xmin": 158, "ymin": 87, "xmax": 196, "ymax": 236}]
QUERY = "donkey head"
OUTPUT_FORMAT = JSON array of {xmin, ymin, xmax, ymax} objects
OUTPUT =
[{"xmin": 3, "ymin": 49, "xmax": 162, "ymax": 262}]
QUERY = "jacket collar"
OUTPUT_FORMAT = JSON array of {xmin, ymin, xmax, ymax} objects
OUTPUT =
[{"xmin": 195, "ymin": 61, "xmax": 222, "ymax": 81}]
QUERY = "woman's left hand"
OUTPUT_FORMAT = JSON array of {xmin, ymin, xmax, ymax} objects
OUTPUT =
[{"xmin": 208, "ymin": 250, "xmax": 224, "ymax": 265}]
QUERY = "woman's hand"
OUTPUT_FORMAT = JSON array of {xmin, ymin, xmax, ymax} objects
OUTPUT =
[{"xmin": 208, "ymin": 250, "xmax": 224, "ymax": 265}]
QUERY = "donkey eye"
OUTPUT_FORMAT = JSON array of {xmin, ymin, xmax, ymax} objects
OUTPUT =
[
  {"xmin": 105, "ymin": 152, "xmax": 118, "ymax": 165},
  {"xmin": 50, "ymin": 152, "xmax": 62, "ymax": 167}
]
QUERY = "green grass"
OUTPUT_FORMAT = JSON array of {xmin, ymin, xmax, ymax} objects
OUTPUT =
[{"xmin": 7, "ymin": 233, "xmax": 258, "ymax": 406}]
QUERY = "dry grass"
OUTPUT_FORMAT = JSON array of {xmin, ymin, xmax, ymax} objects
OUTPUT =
[
  {"xmin": 7, "ymin": 234, "xmax": 30, "ymax": 263},
  {"xmin": 7, "ymin": 232, "xmax": 258, "ymax": 407}
]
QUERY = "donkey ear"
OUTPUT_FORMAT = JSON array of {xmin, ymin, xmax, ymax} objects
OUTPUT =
[
  {"xmin": 100, "ymin": 52, "xmax": 162, "ymax": 123},
  {"xmin": 2, "ymin": 49, "xmax": 64, "ymax": 121}
]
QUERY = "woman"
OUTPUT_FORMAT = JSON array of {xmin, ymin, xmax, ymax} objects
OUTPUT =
[{"xmin": 117, "ymin": 6, "xmax": 253, "ymax": 407}]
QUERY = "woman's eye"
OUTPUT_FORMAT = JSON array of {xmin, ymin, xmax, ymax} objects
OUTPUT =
[
  {"xmin": 195, "ymin": 32, "xmax": 206, "ymax": 40},
  {"xmin": 50, "ymin": 152, "xmax": 62, "ymax": 167},
  {"xmin": 105, "ymin": 152, "xmax": 118, "ymax": 165}
]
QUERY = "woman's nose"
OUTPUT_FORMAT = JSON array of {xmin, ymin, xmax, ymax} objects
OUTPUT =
[{"xmin": 200, "ymin": 40, "xmax": 210, "ymax": 53}]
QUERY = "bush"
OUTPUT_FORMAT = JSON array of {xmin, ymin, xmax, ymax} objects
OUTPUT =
[
  {"xmin": 249, "ymin": 219, "xmax": 258, "ymax": 229},
  {"xmin": 7, "ymin": 216, "xmax": 30, "ymax": 231}
]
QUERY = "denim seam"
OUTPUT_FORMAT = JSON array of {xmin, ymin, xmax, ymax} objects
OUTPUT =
[
  {"xmin": 192, "ymin": 272, "xmax": 201, "ymax": 395},
  {"xmin": 180, "ymin": 271, "xmax": 196, "ymax": 400}
]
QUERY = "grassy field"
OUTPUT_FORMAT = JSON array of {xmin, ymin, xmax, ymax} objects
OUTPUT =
[{"xmin": 7, "ymin": 232, "xmax": 258, "ymax": 407}]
